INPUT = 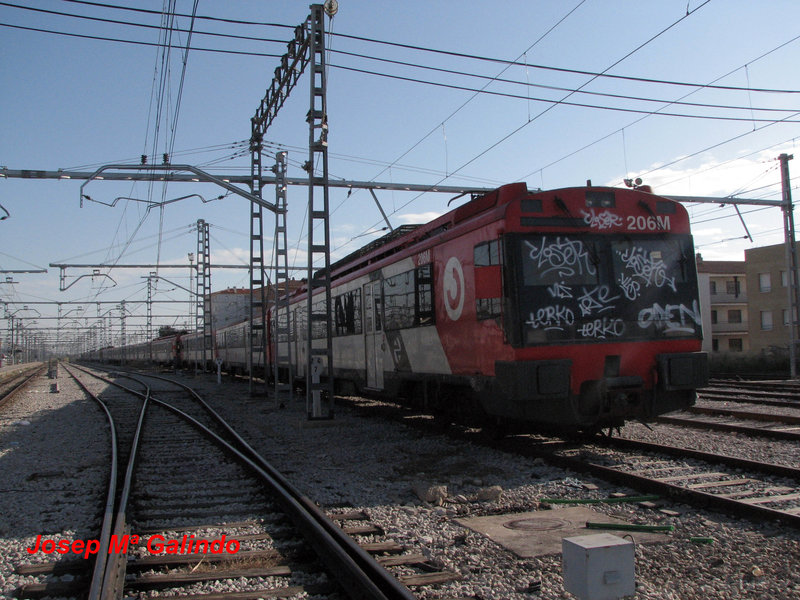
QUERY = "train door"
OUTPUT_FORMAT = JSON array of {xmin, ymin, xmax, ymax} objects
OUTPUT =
[{"xmin": 364, "ymin": 280, "xmax": 384, "ymax": 389}]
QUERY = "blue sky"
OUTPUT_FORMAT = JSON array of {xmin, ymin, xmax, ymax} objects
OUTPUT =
[{"xmin": 1, "ymin": 0, "xmax": 799, "ymax": 344}]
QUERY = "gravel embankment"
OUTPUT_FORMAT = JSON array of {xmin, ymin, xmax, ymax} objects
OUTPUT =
[
  {"xmin": 619, "ymin": 403, "xmax": 800, "ymax": 468},
  {"xmin": 2, "ymin": 369, "xmax": 799, "ymax": 600},
  {"xmin": 192, "ymin": 375, "xmax": 800, "ymax": 600},
  {"xmin": 0, "ymin": 371, "xmax": 109, "ymax": 599}
]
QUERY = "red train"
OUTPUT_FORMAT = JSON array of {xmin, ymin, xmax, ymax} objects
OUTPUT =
[
  {"xmin": 278, "ymin": 182, "xmax": 707, "ymax": 432},
  {"xmin": 87, "ymin": 182, "xmax": 707, "ymax": 433}
]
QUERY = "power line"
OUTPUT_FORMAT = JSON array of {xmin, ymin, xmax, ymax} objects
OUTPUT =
[
  {"xmin": 516, "ymin": 35, "xmax": 800, "ymax": 184},
  {"xmin": 0, "ymin": 21, "xmax": 283, "ymax": 60},
  {"xmin": 0, "ymin": 1, "xmax": 289, "ymax": 45},
  {"xmin": 329, "ymin": 48, "xmax": 800, "ymax": 115},
  {"xmin": 345, "ymin": 0, "xmax": 716, "ymax": 249},
  {"xmin": 328, "ymin": 63, "xmax": 800, "ymax": 124},
  {"xmin": 4, "ymin": 2, "xmax": 799, "ymax": 96},
  {"xmin": 58, "ymin": 0, "xmax": 294, "ymax": 30}
]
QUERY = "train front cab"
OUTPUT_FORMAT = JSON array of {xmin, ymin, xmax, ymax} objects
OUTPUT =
[{"xmin": 480, "ymin": 186, "xmax": 708, "ymax": 431}]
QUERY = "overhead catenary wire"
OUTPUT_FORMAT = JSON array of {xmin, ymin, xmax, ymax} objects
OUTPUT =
[
  {"xmin": 3, "ymin": 3, "xmax": 799, "ymax": 98},
  {"xmin": 517, "ymin": 34, "xmax": 800, "ymax": 184},
  {"xmin": 336, "ymin": 0, "xmax": 716, "ymax": 256}
]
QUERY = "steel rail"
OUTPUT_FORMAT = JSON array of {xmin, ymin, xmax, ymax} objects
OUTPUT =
[
  {"xmin": 699, "ymin": 391, "xmax": 800, "ymax": 408},
  {"xmin": 76, "ymin": 365, "xmax": 415, "ymax": 600},
  {"xmin": 0, "ymin": 365, "xmax": 46, "ymax": 409},
  {"xmin": 593, "ymin": 435, "xmax": 800, "ymax": 480},
  {"xmin": 60, "ymin": 364, "xmax": 120, "ymax": 600},
  {"xmin": 530, "ymin": 447, "xmax": 800, "ymax": 530},
  {"xmin": 89, "ymin": 372, "xmax": 151, "ymax": 600},
  {"xmin": 689, "ymin": 405, "xmax": 800, "ymax": 425},
  {"xmin": 656, "ymin": 415, "xmax": 800, "ymax": 440}
]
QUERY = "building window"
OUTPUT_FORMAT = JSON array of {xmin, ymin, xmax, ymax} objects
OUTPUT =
[
  {"xmin": 726, "ymin": 280, "xmax": 739, "ymax": 296},
  {"xmin": 784, "ymin": 308, "xmax": 798, "ymax": 327},
  {"xmin": 761, "ymin": 310, "xmax": 773, "ymax": 331},
  {"xmin": 759, "ymin": 272, "xmax": 771, "ymax": 293},
  {"xmin": 727, "ymin": 309, "xmax": 742, "ymax": 324},
  {"xmin": 710, "ymin": 280, "xmax": 717, "ymax": 295},
  {"xmin": 710, "ymin": 310, "xmax": 717, "ymax": 325},
  {"xmin": 712, "ymin": 338, "xmax": 719, "ymax": 352},
  {"xmin": 728, "ymin": 338, "xmax": 743, "ymax": 352}
]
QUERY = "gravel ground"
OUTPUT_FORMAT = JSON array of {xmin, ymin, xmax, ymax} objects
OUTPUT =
[
  {"xmin": 2, "ymin": 368, "xmax": 799, "ymax": 599},
  {"xmin": 0, "ymin": 370, "xmax": 108, "ymax": 599},
  {"xmin": 618, "ymin": 407, "xmax": 800, "ymax": 469},
  {"xmin": 191, "ymin": 374, "xmax": 800, "ymax": 600}
]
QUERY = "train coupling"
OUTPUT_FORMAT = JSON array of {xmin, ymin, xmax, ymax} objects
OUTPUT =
[{"xmin": 577, "ymin": 376, "xmax": 645, "ymax": 421}]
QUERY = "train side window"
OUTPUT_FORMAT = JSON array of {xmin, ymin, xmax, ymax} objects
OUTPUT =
[
  {"xmin": 474, "ymin": 240, "xmax": 500, "ymax": 266},
  {"xmin": 384, "ymin": 270, "xmax": 415, "ymax": 330},
  {"xmin": 334, "ymin": 289, "xmax": 363, "ymax": 336},
  {"xmin": 416, "ymin": 264, "xmax": 434, "ymax": 326},
  {"xmin": 384, "ymin": 264, "xmax": 435, "ymax": 330},
  {"xmin": 475, "ymin": 240, "xmax": 502, "ymax": 320}
]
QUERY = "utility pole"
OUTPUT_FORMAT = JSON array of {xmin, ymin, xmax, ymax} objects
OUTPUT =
[{"xmin": 779, "ymin": 153, "xmax": 800, "ymax": 378}]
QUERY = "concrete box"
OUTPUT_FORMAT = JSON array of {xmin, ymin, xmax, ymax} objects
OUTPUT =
[{"xmin": 562, "ymin": 533, "xmax": 635, "ymax": 600}]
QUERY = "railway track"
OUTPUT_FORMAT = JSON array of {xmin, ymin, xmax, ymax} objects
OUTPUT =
[
  {"xmin": 701, "ymin": 384, "xmax": 800, "ymax": 406},
  {"xmin": 536, "ymin": 436, "xmax": 800, "ymax": 527},
  {"xmin": 656, "ymin": 405, "xmax": 800, "ymax": 441},
  {"xmin": 0, "ymin": 364, "xmax": 45, "ymax": 409},
  {"xmin": 339, "ymin": 394, "xmax": 800, "ymax": 531},
  {"xmin": 14, "ymin": 364, "xmax": 417, "ymax": 600}
]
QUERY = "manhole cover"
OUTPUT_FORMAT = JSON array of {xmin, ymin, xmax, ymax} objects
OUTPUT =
[{"xmin": 503, "ymin": 517, "xmax": 572, "ymax": 531}]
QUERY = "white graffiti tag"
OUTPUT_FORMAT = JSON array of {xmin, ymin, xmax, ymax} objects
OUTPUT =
[
  {"xmin": 616, "ymin": 246, "xmax": 677, "ymax": 296},
  {"xmin": 637, "ymin": 301, "xmax": 701, "ymax": 334},
  {"xmin": 547, "ymin": 282, "xmax": 573, "ymax": 299},
  {"xmin": 618, "ymin": 273, "xmax": 642, "ymax": 301},
  {"xmin": 577, "ymin": 285, "xmax": 620, "ymax": 317},
  {"xmin": 526, "ymin": 305, "xmax": 574, "ymax": 331},
  {"xmin": 525, "ymin": 237, "xmax": 597, "ymax": 279},
  {"xmin": 581, "ymin": 209, "xmax": 623, "ymax": 230},
  {"xmin": 579, "ymin": 317, "xmax": 625, "ymax": 339}
]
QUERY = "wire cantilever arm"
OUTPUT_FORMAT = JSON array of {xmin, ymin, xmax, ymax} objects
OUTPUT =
[
  {"xmin": 78, "ymin": 163, "xmax": 276, "ymax": 212},
  {"xmin": 60, "ymin": 272, "xmax": 117, "ymax": 291}
]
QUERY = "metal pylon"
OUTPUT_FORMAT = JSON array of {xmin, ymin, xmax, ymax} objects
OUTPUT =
[
  {"xmin": 195, "ymin": 219, "xmax": 213, "ymax": 370},
  {"xmin": 119, "ymin": 300, "xmax": 126, "ymax": 365},
  {"xmin": 304, "ymin": 3, "xmax": 334, "ymax": 419},
  {"xmin": 146, "ymin": 274, "xmax": 153, "ymax": 361},
  {"xmin": 272, "ymin": 151, "xmax": 293, "ymax": 406},
  {"xmin": 249, "ymin": 132, "xmax": 268, "ymax": 393}
]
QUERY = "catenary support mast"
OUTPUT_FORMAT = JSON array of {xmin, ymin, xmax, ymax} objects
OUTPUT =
[
  {"xmin": 779, "ymin": 154, "xmax": 800, "ymax": 378},
  {"xmin": 304, "ymin": 3, "xmax": 334, "ymax": 419},
  {"xmin": 273, "ymin": 151, "xmax": 293, "ymax": 407}
]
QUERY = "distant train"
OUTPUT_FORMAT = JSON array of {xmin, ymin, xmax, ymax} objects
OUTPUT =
[{"xmin": 85, "ymin": 182, "xmax": 708, "ymax": 432}]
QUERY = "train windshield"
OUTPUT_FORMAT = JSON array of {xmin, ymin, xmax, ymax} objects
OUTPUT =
[{"xmin": 506, "ymin": 233, "xmax": 701, "ymax": 346}]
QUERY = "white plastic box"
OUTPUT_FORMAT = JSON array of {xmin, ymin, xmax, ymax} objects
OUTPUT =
[{"xmin": 562, "ymin": 533, "xmax": 635, "ymax": 600}]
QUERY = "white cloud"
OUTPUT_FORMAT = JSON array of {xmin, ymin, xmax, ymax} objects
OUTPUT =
[{"xmin": 396, "ymin": 211, "xmax": 442, "ymax": 224}]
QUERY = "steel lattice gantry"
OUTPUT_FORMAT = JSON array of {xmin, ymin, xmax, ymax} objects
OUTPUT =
[
  {"xmin": 304, "ymin": 3, "xmax": 334, "ymax": 419},
  {"xmin": 272, "ymin": 151, "xmax": 293, "ymax": 407},
  {"xmin": 248, "ymin": 8, "xmax": 314, "ymax": 396},
  {"xmin": 195, "ymin": 219, "xmax": 213, "ymax": 368},
  {"xmin": 248, "ymin": 4, "xmax": 334, "ymax": 417}
]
